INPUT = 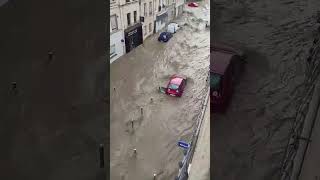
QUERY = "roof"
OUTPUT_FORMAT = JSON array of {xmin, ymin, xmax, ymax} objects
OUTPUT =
[
  {"xmin": 161, "ymin": 31, "xmax": 171, "ymax": 35},
  {"xmin": 210, "ymin": 51, "xmax": 233, "ymax": 75},
  {"xmin": 211, "ymin": 42, "xmax": 244, "ymax": 56},
  {"xmin": 170, "ymin": 77, "xmax": 183, "ymax": 85}
]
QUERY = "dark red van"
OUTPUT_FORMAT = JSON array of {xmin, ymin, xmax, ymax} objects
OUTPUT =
[{"xmin": 210, "ymin": 43, "xmax": 246, "ymax": 112}]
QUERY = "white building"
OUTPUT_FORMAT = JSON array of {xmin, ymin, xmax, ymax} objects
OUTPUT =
[
  {"xmin": 110, "ymin": 0, "xmax": 126, "ymax": 63},
  {"xmin": 166, "ymin": 0, "xmax": 176, "ymax": 22},
  {"xmin": 154, "ymin": 0, "xmax": 168, "ymax": 32},
  {"xmin": 140, "ymin": 0, "xmax": 155, "ymax": 40},
  {"xmin": 120, "ymin": 0, "xmax": 144, "ymax": 53},
  {"xmin": 175, "ymin": 0, "xmax": 185, "ymax": 17}
]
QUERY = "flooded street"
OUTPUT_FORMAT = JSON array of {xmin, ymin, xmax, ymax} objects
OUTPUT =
[
  {"xmin": 110, "ymin": 3, "xmax": 209, "ymax": 180},
  {"xmin": 213, "ymin": 0, "xmax": 320, "ymax": 179}
]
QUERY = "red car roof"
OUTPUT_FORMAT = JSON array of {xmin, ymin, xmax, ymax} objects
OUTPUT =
[
  {"xmin": 170, "ymin": 77, "xmax": 183, "ymax": 85},
  {"xmin": 210, "ymin": 51, "xmax": 233, "ymax": 75}
]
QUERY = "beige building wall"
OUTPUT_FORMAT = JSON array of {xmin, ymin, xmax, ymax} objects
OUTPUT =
[
  {"xmin": 119, "ymin": 0, "xmax": 140, "ymax": 30},
  {"xmin": 140, "ymin": 0, "xmax": 156, "ymax": 39},
  {"xmin": 110, "ymin": 0, "xmax": 125, "ymax": 63}
]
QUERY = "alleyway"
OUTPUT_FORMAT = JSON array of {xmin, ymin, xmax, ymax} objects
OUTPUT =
[
  {"xmin": 110, "ymin": 3, "xmax": 209, "ymax": 180},
  {"xmin": 213, "ymin": 0, "xmax": 320, "ymax": 179}
]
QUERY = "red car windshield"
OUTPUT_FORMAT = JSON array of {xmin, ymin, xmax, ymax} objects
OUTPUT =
[{"xmin": 168, "ymin": 83, "xmax": 179, "ymax": 90}]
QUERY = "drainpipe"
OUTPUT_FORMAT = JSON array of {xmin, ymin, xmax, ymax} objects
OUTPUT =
[{"xmin": 119, "ymin": 0, "xmax": 126, "ymax": 54}]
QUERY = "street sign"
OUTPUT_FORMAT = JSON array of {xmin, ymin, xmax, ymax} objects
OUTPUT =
[{"xmin": 178, "ymin": 141, "xmax": 190, "ymax": 149}]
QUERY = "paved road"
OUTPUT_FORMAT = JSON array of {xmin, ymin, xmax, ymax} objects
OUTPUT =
[{"xmin": 188, "ymin": 102, "xmax": 210, "ymax": 180}]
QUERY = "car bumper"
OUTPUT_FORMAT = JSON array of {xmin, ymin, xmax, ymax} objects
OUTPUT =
[{"xmin": 167, "ymin": 92, "xmax": 182, "ymax": 97}]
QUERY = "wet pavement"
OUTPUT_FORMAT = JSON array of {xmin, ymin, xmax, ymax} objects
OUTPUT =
[
  {"xmin": 213, "ymin": 0, "xmax": 320, "ymax": 179},
  {"xmin": 110, "ymin": 3, "xmax": 209, "ymax": 180}
]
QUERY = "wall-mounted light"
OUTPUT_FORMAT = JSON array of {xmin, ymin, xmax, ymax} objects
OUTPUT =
[{"xmin": 121, "ymin": 39, "xmax": 124, "ymax": 42}]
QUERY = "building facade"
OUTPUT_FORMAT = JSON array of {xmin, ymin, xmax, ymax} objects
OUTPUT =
[
  {"xmin": 120, "ymin": 0, "xmax": 143, "ymax": 53},
  {"xmin": 175, "ymin": 0, "xmax": 185, "ymax": 17},
  {"xmin": 110, "ymin": 0, "xmax": 185, "ymax": 60},
  {"xmin": 110, "ymin": 0, "xmax": 126, "ymax": 63},
  {"xmin": 166, "ymin": 0, "xmax": 176, "ymax": 22},
  {"xmin": 154, "ymin": 0, "xmax": 168, "ymax": 32},
  {"xmin": 140, "ymin": 0, "xmax": 155, "ymax": 40}
]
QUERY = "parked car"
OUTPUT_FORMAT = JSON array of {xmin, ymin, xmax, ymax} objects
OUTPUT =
[
  {"xmin": 210, "ymin": 42, "xmax": 246, "ymax": 112},
  {"xmin": 167, "ymin": 23, "xmax": 180, "ymax": 33},
  {"xmin": 158, "ymin": 32, "xmax": 173, "ymax": 42},
  {"xmin": 159, "ymin": 75, "xmax": 187, "ymax": 97},
  {"xmin": 188, "ymin": 2, "xmax": 199, "ymax": 7}
]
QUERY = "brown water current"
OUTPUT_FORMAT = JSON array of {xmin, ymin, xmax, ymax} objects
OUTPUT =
[{"xmin": 110, "ymin": 3, "xmax": 210, "ymax": 180}]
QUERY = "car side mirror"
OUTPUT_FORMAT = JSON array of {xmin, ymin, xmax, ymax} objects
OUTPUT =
[{"xmin": 159, "ymin": 87, "xmax": 167, "ymax": 93}]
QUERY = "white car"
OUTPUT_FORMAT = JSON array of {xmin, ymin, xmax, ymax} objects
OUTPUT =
[{"xmin": 167, "ymin": 23, "xmax": 180, "ymax": 34}]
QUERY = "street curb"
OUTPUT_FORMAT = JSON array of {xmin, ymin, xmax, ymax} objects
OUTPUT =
[
  {"xmin": 290, "ymin": 81, "xmax": 320, "ymax": 180},
  {"xmin": 175, "ymin": 76, "xmax": 210, "ymax": 180},
  {"xmin": 190, "ymin": 89, "xmax": 210, "ymax": 163}
]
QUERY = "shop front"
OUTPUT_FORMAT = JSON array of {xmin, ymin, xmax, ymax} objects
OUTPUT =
[{"xmin": 124, "ymin": 23, "xmax": 143, "ymax": 53}]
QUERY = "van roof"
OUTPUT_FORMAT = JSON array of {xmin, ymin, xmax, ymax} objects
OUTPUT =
[{"xmin": 210, "ymin": 51, "xmax": 233, "ymax": 75}]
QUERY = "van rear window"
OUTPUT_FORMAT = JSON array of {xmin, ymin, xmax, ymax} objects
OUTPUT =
[{"xmin": 210, "ymin": 73, "xmax": 221, "ymax": 91}]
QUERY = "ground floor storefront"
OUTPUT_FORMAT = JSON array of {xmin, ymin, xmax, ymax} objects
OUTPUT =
[
  {"xmin": 124, "ymin": 23, "xmax": 143, "ymax": 53},
  {"xmin": 110, "ymin": 30, "xmax": 125, "ymax": 63}
]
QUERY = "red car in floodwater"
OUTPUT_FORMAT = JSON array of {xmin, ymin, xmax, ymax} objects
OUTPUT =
[
  {"xmin": 188, "ymin": 2, "xmax": 199, "ymax": 7},
  {"xmin": 210, "ymin": 42, "xmax": 246, "ymax": 112},
  {"xmin": 164, "ymin": 75, "xmax": 187, "ymax": 97}
]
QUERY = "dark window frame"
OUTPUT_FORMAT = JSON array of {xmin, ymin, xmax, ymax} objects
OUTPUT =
[{"xmin": 127, "ymin": 13, "xmax": 131, "ymax": 26}]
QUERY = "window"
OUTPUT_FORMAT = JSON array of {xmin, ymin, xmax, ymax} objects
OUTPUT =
[
  {"xmin": 149, "ymin": 2, "xmax": 152, "ymax": 15},
  {"xmin": 127, "ymin": 13, "xmax": 131, "ymax": 26},
  {"xmin": 158, "ymin": 0, "xmax": 161, "ymax": 11},
  {"xmin": 134, "ymin": 11, "xmax": 137, "ymax": 23},
  {"xmin": 149, "ymin": 23, "xmax": 152, "ymax": 32},
  {"xmin": 110, "ymin": 15, "xmax": 118, "ymax": 31},
  {"xmin": 144, "ymin": 25, "xmax": 147, "ymax": 35},
  {"xmin": 144, "ymin": 3, "xmax": 147, "ymax": 16},
  {"xmin": 110, "ymin": 44, "xmax": 116, "ymax": 57},
  {"xmin": 126, "ymin": 0, "xmax": 130, "ymax": 2}
]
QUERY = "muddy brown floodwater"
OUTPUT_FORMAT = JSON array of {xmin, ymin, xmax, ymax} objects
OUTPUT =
[
  {"xmin": 213, "ymin": 0, "xmax": 320, "ymax": 179},
  {"xmin": 110, "ymin": 3, "xmax": 209, "ymax": 180}
]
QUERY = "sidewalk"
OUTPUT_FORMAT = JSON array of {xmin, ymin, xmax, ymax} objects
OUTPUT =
[
  {"xmin": 188, "ymin": 102, "xmax": 210, "ymax": 180},
  {"xmin": 299, "ymin": 106, "xmax": 320, "ymax": 180}
]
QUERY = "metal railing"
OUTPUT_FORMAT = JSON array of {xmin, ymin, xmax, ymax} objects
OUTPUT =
[
  {"xmin": 280, "ymin": 34, "xmax": 320, "ymax": 180},
  {"xmin": 175, "ymin": 72, "xmax": 210, "ymax": 180}
]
